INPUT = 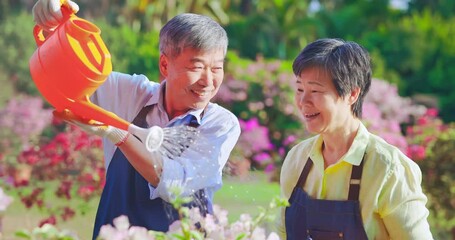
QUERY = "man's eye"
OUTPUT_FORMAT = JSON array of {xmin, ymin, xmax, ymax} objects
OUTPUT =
[{"xmin": 189, "ymin": 66, "xmax": 203, "ymax": 71}]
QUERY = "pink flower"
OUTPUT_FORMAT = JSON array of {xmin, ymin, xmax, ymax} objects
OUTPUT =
[
  {"xmin": 264, "ymin": 163, "xmax": 276, "ymax": 173},
  {"xmin": 283, "ymin": 135, "xmax": 297, "ymax": 146},
  {"xmin": 0, "ymin": 187, "xmax": 13, "ymax": 211},
  {"xmin": 406, "ymin": 145, "xmax": 426, "ymax": 161},
  {"xmin": 39, "ymin": 215, "xmax": 57, "ymax": 227},
  {"xmin": 253, "ymin": 152, "xmax": 271, "ymax": 163},
  {"xmin": 417, "ymin": 116, "xmax": 428, "ymax": 126},
  {"xmin": 426, "ymin": 108, "xmax": 438, "ymax": 117}
]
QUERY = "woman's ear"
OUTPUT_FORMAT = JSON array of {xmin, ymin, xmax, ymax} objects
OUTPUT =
[
  {"xmin": 349, "ymin": 87, "xmax": 361, "ymax": 105},
  {"xmin": 159, "ymin": 54, "xmax": 168, "ymax": 78}
]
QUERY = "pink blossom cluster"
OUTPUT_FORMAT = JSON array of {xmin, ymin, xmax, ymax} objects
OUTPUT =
[
  {"xmin": 0, "ymin": 187, "xmax": 13, "ymax": 212},
  {"xmin": 4, "ymin": 121, "xmax": 105, "ymax": 225},
  {"xmin": 362, "ymin": 79, "xmax": 427, "ymax": 153},
  {"xmin": 405, "ymin": 108, "xmax": 445, "ymax": 161},
  {"xmin": 98, "ymin": 205, "xmax": 280, "ymax": 240},
  {"xmin": 0, "ymin": 96, "xmax": 53, "ymax": 149}
]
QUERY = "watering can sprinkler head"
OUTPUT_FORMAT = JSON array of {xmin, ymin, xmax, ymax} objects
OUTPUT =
[
  {"xmin": 128, "ymin": 125, "xmax": 164, "ymax": 152},
  {"xmin": 128, "ymin": 124, "xmax": 200, "ymax": 159}
]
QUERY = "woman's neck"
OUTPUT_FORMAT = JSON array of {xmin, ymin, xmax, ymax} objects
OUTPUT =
[{"xmin": 321, "ymin": 118, "xmax": 361, "ymax": 168}]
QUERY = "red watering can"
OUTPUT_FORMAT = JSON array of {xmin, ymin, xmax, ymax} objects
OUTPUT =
[{"xmin": 29, "ymin": 4, "xmax": 164, "ymax": 151}]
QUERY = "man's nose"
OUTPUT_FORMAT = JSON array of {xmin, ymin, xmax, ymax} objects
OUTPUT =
[{"xmin": 199, "ymin": 68, "xmax": 214, "ymax": 86}]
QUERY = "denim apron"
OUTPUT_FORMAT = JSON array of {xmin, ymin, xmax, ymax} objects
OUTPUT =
[
  {"xmin": 285, "ymin": 157, "xmax": 368, "ymax": 240},
  {"xmin": 93, "ymin": 106, "xmax": 209, "ymax": 239}
]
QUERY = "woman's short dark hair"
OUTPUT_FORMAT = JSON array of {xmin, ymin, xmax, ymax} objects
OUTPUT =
[{"xmin": 292, "ymin": 38, "xmax": 372, "ymax": 118}]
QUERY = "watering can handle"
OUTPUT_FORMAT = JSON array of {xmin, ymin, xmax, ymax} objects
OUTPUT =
[{"xmin": 33, "ymin": 4, "xmax": 74, "ymax": 47}]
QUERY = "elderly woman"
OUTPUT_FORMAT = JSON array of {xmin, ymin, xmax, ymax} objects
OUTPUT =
[{"xmin": 278, "ymin": 38, "xmax": 433, "ymax": 240}]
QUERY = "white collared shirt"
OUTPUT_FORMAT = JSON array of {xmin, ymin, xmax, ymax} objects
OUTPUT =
[{"xmin": 91, "ymin": 71, "xmax": 241, "ymax": 204}]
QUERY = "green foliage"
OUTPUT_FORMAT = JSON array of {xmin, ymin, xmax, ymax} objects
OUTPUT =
[
  {"xmin": 0, "ymin": 68, "xmax": 15, "ymax": 108},
  {"xmin": 361, "ymin": 10, "xmax": 455, "ymax": 121},
  {"xmin": 225, "ymin": 0, "xmax": 312, "ymax": 59},
  {"xmin": 418, "ymin": 125, "xmax": 455, "ymax": 239},
  {"xmin": 368, "ymin": 49, "xmax": 401, "ymax": 87},
  {"xmin": 94, "ymin": 20, "xmax": 161, "ymax": 81},
  {"xmin": 408, "ymin": 0, "xmax": 455, "ymax": 19},
  {"xmin": 0, "ymin": 12, "xmax": 38, "ymax": 95},
  {"xmin": 15, "ymin": 223, "xmax": 79, "ymax": 240},
  {"xmin": 316, "ymin": 0, "xmax": 393, "ymax": 39}
]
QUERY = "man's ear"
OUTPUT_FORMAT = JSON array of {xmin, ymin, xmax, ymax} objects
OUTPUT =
[
  {"xmin": 159, "ymin": 54, "xmax": 168, "ymax": 78},
  {"xmin": 349, "ymin": 87, "xmax": 361, "ymax": 105}
]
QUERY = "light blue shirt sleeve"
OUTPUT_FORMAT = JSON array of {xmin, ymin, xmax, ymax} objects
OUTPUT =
[
  {"xmin": 90, "ymin": 71, "xmax": 158, "ymax": 168},
  {"xmin": 148, "ymin": 105, "xmax": 241, "ymax": 204}
]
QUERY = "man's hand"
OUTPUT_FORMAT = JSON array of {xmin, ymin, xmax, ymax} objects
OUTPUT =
[
  {"xmin": 32, "ymin": 0, "xmax": 79, "ymax": 31},
  {"xmin": 68, "ymin": 120, "xmax": 130, "ymax": 146}
]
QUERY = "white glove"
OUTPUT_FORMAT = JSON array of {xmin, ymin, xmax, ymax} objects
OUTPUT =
[
  {"xmin": 68, "ymin": 120, "xmax": 129, "ymax": 146},
  {"xmin": 32, "ymin": 0, "xmax": 79, "ymax": 31}
]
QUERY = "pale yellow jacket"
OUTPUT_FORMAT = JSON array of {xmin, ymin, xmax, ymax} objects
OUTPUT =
[{"xmin": 278, "ymin": 123, "xmax": 433, "ymax": 240}]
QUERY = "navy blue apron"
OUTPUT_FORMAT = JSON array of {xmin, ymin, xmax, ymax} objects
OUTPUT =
[
  {"xmin": 93, "ymin": 106, "xmax": 210, "ymax": 239},
  {"xmin": 285, "ymin": 157, "xmax": 368, "ymax": 240}
]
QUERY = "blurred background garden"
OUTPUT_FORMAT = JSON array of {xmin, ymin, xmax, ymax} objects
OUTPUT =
[{"xmin": 0, "ymin": 0, "xmax": 454, "ymax": 239}]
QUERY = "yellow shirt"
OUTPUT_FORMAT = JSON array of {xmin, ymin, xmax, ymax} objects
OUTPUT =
[{"xmin": 278, "ymin": 123, "xmax": 433, "ymax": 240}]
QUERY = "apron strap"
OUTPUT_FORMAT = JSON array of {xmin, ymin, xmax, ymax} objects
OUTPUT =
[
  {"xmin": 347, "ymin": 157, "xmax": 365, "ymax": 201},
  {"xmin": 132, "ymin": 105, "xmax": 154, "ymax": 127},
  {"xmin": 295, "ymin": 158, "xmax": 314, "ymax": 189}
]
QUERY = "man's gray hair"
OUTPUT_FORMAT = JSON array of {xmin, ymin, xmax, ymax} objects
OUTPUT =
[{"xmin": 159, "ymin": 13, "xmax": 228, "ymax": 58}]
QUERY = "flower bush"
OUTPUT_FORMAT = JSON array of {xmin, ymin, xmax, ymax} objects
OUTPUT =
[
  {"xmin": 217, "ymin": 54, "xmax": 306, "ymax": 180},
  {"xmin": 9, "ymin": 123, "xmax": 105, "ymax": 226},
  {"xmin": 405, "ymin": 109, "xmax": 455, "ymax": 239},
  {"xmin": 14, "ymin": 191, "xmax": 288, "ymax": 240},
  {"xmin": 0, "ymin": 96, "xmax": 105, "ymax": 226},
  {"xmin": 362, "ymin": 79, "xmax": 426, "ymax": 152}
]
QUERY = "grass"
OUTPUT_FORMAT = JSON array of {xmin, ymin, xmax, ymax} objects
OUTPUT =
[
  {"xmin": 214, "ymin": 172, "xmax": 280, "ymax": 221},
  {"xmin": 1, "ymin": 172, "xmax": 280, "ymax": 239}
]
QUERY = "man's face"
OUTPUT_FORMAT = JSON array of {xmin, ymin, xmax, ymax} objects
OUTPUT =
[{"xmin": 160, "ymin": 48, "xmax": 225, "ymax": 118}]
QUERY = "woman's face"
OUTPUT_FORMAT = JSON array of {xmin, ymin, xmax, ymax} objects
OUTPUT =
[
  {"xmin": 294, "ymin": 67, "xmax": 355, "ymax": 135},
  {"xmin": 160, "ymin": 48, "xmax": 225, "ymax": 118}
]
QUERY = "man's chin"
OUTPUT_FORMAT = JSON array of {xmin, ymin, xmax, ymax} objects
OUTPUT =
[{"xmin": 191, "ymin": 101, "xmax": 209, "ymax": 110}]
